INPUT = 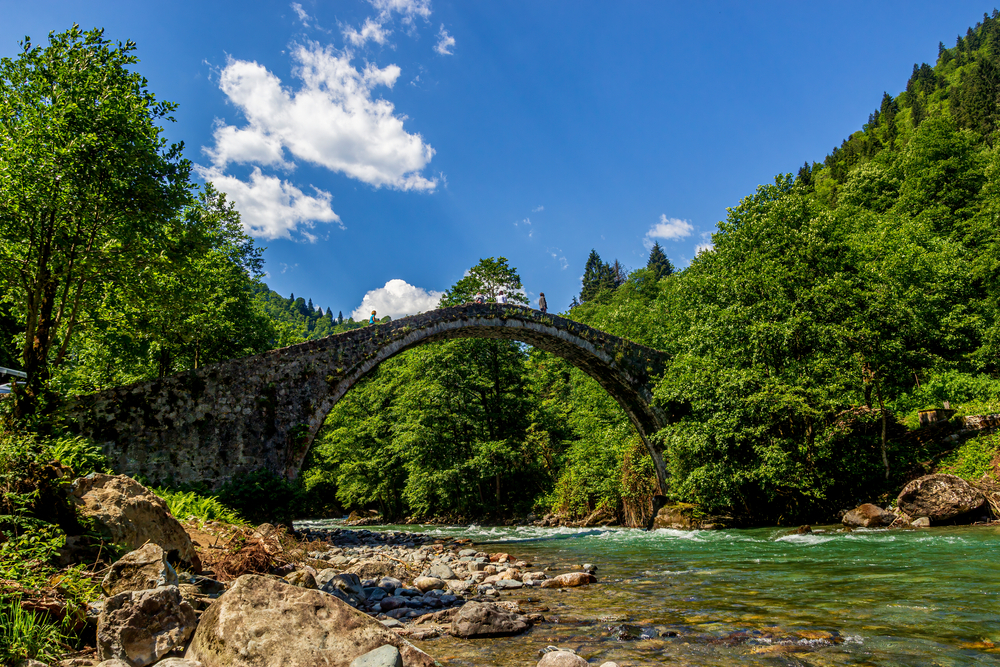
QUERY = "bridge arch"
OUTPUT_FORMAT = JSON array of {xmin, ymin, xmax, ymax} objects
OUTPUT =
[{"xmin": 68, "ymin": 304, "xmax": 671, "ymax": 492}]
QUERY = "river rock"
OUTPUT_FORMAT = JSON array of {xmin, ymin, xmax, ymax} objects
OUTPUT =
[
  {"xmin": 428, "ymin": 563, "xmax": 456, "ymax": 580},
  {"xmin": 350, "ymin": 645, "xmax": 402, "ymax": 667},
  {"xmin": 449, "ymin": 601, "xmax": 530, "ymax": 638},
  {"xmin": 897, "ymin": 474, "xmax": 987, "ymax": 523},
  {"xmin": 414, "ymin": 576, "xmax": 445, "ymax": 592},
  {"xmin": 537, "ymin": 651, "xmax": 588, "ymax": 667},
  {"xmin": 841, "ymin": 503, "xmax": 894, "ymax": 528},
  {"xmin": 285, "ymin": 569, "xmax": 318, "ymax": 589},
  {"xmin": 154, "ymin": 660, "xmax": 205, "ymax": 667},
  {"xmin": 323, "ymin": 573, "xmax": 367, "ymax": 606},
  {"xmin": 103, "ymin": 543, "xmax": 179, "ymax": 596},
  {"xmin": 540, "ymin": 572, "xmax": 597, "ymax": 588},
  {"xmin": 97, "ymin": 585, "xmax": 197, "ymax": 666},
  {"xmin": 185, "ymin": 575, "xmax": 435, "ymax": 667},
  {"xmin": 95, "ymin": 661, "xmax": 132, "ymax": 667},
  {"xmin": 70, "ymin": 474, "xmax": 201, "ymax": 571},
  {"xmin": 912, "ymin": 516, "xmax": 931, "ymax": 527},
  {"xmin": 349, "ymin": 560, "xmax": 409, "ymax": 582},
  {"xmin": 316, "ymin": 568, "xmax": 341, "ymax": 588},
  {"xmin": 651, "ymin": 504, "xmax": 694, "ymax": 530}
]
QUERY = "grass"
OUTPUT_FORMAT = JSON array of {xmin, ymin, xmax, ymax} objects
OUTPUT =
[
  {"xmin": 0, "ymin": 596, "xmax": 67, "ymax": 664},
  {"xmin": 937, "ymin": 431, "xmax": 1000, "ymax": 482},
  {"xmin": 153, "ymin": 487, "xmax": 247, "ymax": 526}
]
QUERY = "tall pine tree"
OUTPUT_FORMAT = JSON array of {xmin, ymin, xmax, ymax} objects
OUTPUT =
[{"xmin": 646, "ymin": 241, "xmax": 674, "ymax": 280}]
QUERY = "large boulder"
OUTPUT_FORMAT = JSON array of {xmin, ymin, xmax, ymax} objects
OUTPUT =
[
  {"xmin": 841, "ymin": 503, "xmax": 894, "ymax": 528},
  {"xmin": 97, "ymin": 585, "xmax": 197, "ymax": 666},
  {"xmin": 185, "ymin": 575, "xmax": 435, "ymax": 667},
  {"xmin": 70, "ymin": 474, "xmax": 201, "ymax": 571},
  {"xmin": 103, "ymin": 543, "xmax": 178, "ymax": 596},
  {"xmin": 897, "ymin": 474, "xmax": 987, "ymax": 523},
  {"xmin": 448, "ymin": 601, "xmax": 530, "ymax": 638}
]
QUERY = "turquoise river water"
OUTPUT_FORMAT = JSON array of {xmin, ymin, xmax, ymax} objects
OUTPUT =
[{"xmin": 298, "ymin": 522, "xmax": 1000, "ymax": 666}]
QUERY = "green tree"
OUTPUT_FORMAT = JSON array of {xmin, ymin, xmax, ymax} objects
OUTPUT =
[
  {"xmin": 439, "ymin": 257, "xmax": 527, "ymax": 305},
  {"xmin": 0, "ymin": 26, "xmax": 192, "ymax": 416},
  {"xmin": 645, "ymin": 241, "xmax": 674, "ymax": 280}
]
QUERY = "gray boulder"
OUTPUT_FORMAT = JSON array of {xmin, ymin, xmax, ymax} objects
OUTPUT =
[
  {"xmin": 449, "ymin": 601, "xmax": 530, "ymax": 638},
  {"xmin": 323, "ymin": 573, "xmax": 367, "ymax": 606},
  {"xmin": 428, "ymin": 563, "xmax": 456, "ymax": 580},
  {"xmin": 897, "ymin": 474, "xmax": 987, "ymax": 523},
  {"xmin": 841, "ymin": 503, "xmax": 894, "ymax": 528},
  {"xmin": 413, "ymin": 576, "xmax": 445, "ymax": 592},
  {"xmin": 97, "ymin": 585, "xmax": 197, "ymax": 666},
  {"xmin": 103, "ymin": 543, "xmax": 178, "ymax": 596},
  {"xmin": 154, "ymin": 660, "xmax": 205, "ymax": 667},
  {"xmin": 316, "ymin": 568, "xmax": 341, "ymax": 588},
  {"xmin": 350, "ymin": 645, "xmax": 402, "ymax": 667},
  {"xmin": 185, "ymin": 574, "xmax": 435, "ymax": 667},
  {"xmin": 70, "ymin": 474, "xmax": 201, "ymax": 571}
]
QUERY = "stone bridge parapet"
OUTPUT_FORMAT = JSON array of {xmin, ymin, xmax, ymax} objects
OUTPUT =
[{"xmin": 66, "ymin": 304, "xmax": 671, "ymax": 491}]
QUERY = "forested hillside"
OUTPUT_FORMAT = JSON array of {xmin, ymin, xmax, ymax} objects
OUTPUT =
[{"xmin": 301, "ymin": 13, "xmax": 1000, "ymax": 526}]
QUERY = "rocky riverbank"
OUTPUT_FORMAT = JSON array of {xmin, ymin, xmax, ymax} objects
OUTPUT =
[{"xmin": 38, "ymin": 473, "xmax": 608, "ymax": 667}]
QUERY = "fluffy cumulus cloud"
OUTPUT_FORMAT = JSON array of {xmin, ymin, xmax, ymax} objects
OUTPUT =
[
  {"xmin": 351, "ymin": 279, "xmax": 443, "ymax": 319},
  {"xmin": 695, "ymin": 242, "xmax": 714, "ymax": 254},
  {"xmin": 370, "ymin": 0, "xmax": 432, "ymax": 24},
  {"xmin": 434, "ymin": 25, "xmax": 455, "ymax": 55},
  {"xmin": 643, "ymin": 214, "xmax": 694, "ymax": 248},
  {"xmin": 207, "ymin": 44, "xmax": 436, "ymax": 191},
  {"xmin": 343, "ymin": 18, "xmax": 391, "ymax": 46},
  {"xmin": 197, "ymin": 166, "xmax": 342, "ymax": 241}
]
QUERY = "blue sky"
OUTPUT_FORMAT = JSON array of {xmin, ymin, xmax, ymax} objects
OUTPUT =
[{"xmin": 1, "ymin": 1, "xmax": 989, "ymax": 318}]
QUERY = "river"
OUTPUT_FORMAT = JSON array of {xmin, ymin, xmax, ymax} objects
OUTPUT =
[{"xmin": 296, "ymin": 521, "xmax": 1000, "ymax": 665}]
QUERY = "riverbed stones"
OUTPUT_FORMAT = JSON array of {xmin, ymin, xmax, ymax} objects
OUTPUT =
[
  {"xmin": 449, "ymin": 601, "xmax": 530, "ymax": 638},
  {"xmin": 97, "ymin": 585, "xmax": 197, "ymax": 666},
  {"xmin": 102, "ymin": 543, "xmax": 178, "ymax": 596},
  {"xmin": 70, "ymin": 474, "xmax": 201, "ymax": 571},
  {"xmin": 841, "ymin": 503, "xmax": 894, "ymax": 528},
  {"xmin": 350, "ymin": 645, "xmax": 402, "ymax": 667},
  {"xmin": 185, "ymin": 575, "xmax": 435, "ymax": 667},
  {"xmin": 912, "ymin": 516, "xmax": 931, "ymax": 527},
  {"xmin": 537, "ymin": 651, "xmax": 588, "ymax": 667},
  {"xmin": 897, "ymin": 474, "xmax": 987, "ymax": 523},
  {"xmin": 540, "ymin": 572, "xmax": 597, "ymax": 588},
  {"xmin": 323, "ymin": 573, "xmax": 367, "ymax": 606}
]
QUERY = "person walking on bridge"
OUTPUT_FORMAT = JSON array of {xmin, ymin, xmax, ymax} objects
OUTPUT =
[{"xmin": 538, "ymin": 292, "xmax": 547, "ymax": 313}]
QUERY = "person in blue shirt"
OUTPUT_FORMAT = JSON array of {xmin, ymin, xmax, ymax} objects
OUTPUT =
[{"xmin": 369, "ymin": 310, "xmax": 377, "ymax": 324}]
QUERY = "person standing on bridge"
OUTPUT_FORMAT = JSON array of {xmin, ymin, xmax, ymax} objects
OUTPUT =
[
  {"xmin": 498, "ymin": 290, "xmax": 507, "ymax": 304},
  {"xmin": 369, "ymin": 310, "xmax": 377, "ymax": 324},
  {"xmin": 538, "ymin": 292, "xmax": 547, "ymax": 313}
]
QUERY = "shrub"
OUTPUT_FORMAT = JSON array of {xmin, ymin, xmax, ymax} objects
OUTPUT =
[
  {"xmin": 0, "ymin": 596, "xmax": 67, "ymax": 665},
  {"xmin": 152, "ymin": 487, "xmax": 246, "ymax": 526}
]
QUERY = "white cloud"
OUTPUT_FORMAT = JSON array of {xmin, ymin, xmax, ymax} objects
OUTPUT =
[
  {"xmin": 532, "ymin": 205, "xmax": 544, "ymax": 212},
  {"xmin": 351, "ymin": 279, "xmax": 443, "ymax": 320},
  {"xmin": 643, "ymin": 214, "xmax": 694, "ymax": 248},
  {"xmin": 548, "ymin": 248, "xmax": 568, "ymax": 270},
  {"xmin": 291, "ymin": 2, "xmax": 311, "ymax": 24},
  {"xmin": 205, "ymin": 122, "xmax": 292, "ymax": 169},
  {"xmin": 370, "ymin": 0, "xmax": 432, "ymax": 24},
  {"xmin": 197, "ymin": 166, "xmax": 342, "ymax": 241},
  {"xmin": 695, "ymin": 242, "xmax": 714, "ymax": 255},
  {"xmin": 343, "ymin": 18, "xmax": 391, "ymax": 46},
  {"xmin": 434, "ymin": 25, "xmax": 455, "ymax": 55},
  {"xmin": 208, "ymin": 44, "xmax": 436, "ymax": 191}
]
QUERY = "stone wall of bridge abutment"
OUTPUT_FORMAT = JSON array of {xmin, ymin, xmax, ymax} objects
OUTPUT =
[{"xmin": 65, "ymin": 304, "xmax": 671, "ymax": 492}]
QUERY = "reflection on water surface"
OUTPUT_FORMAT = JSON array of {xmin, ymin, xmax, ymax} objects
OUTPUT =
[{"xmin": 296, "ymin": 521, "xmax": 1000, "ymax": 665}]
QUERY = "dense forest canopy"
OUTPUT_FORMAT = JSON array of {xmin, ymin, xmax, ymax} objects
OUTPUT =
[{"xmin": 4, "ymin": 16, "xmax": 1000, "ymax": 525}]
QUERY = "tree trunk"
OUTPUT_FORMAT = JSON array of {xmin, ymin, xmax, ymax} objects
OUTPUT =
[{"xmin": 873, "ymin": 381, "xmax": 890, "ymax": 480}]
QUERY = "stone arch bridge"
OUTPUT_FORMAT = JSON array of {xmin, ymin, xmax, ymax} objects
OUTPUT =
[{"xmin": 67, "ymin": 304, "xmax": 672, "ymax": 491}]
